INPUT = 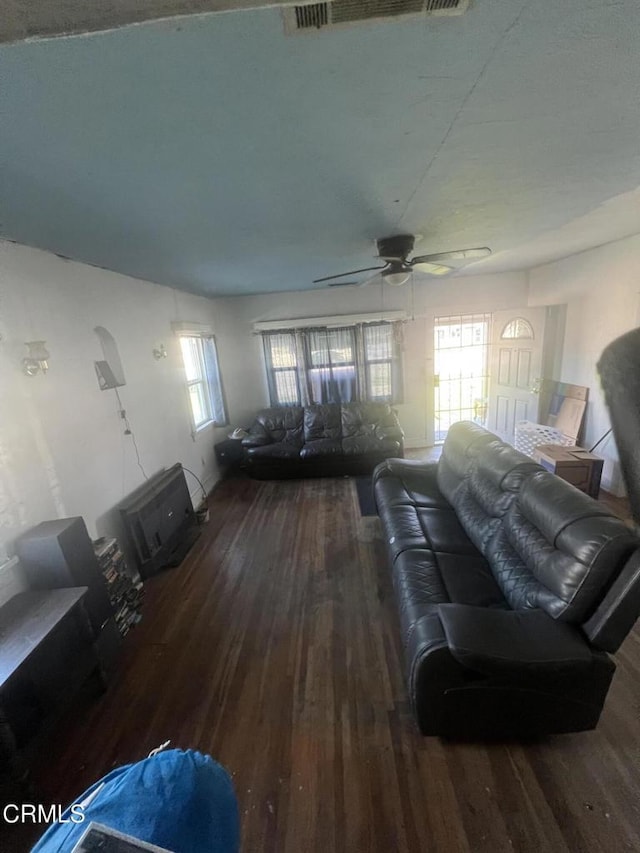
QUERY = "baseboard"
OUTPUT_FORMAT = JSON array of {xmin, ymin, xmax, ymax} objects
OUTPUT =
[
  {"xmin": 189, "ymin": 469, "xmax": 221, "ymax": 508},
  {"xmin": 403, "ymin": 438, "xmax": 431, "ymax": 450}
]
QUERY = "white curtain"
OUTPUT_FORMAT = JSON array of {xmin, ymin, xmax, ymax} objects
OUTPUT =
[
  {"xmin": 262, "ymin": 332, "xmax": 300, "ymax": 405},
  {"xmin": 304, "ymin": 327, "xmax": 358, "ymax": 404},
  {"xmin": 203, "ymin": 336, "xmax": 227, "ymax": 424}
]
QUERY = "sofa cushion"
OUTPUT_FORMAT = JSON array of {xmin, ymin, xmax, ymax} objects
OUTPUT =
[
  {"xmin": 436, "ymin": 421, "xmax": 501, "ymax": 505},
  {"xmin": 393, "ymin": 549, "xmax": 507, "ymax": 647},
  {"xmin": 392, "ymin": 551, "xmax": 447, "ymax": 645},
  {"xmin": 252, "ymin": 406, "xmax": 304, "ymax": 447},
  {"xmin": 343, "ymin": 435, "xmax": 401, "ymax": 456},
  {"xmin": 303, "ymin": 404, "xmax": 342, "ymax": 442},
  {"xmin": 487, "ymin": 471, "xmax": 639, "ymax": 622},
  {"xmin": 341, "ymin": 402, "xmax": 402, "ymax": 456},
  {"xmin": 373, "ymin": 459, "xmax": 450, "ymax": 510},
  {"xmin": 245, "ymin": 442, "xmax": 301, "ymax": 460},
  {"xmin": 300, "ymin": 438, "xmax": 343, "ymax": 459},
  {"xmin": 379, "ymin": 503, "xmax": 480, "ymax": 564},
  {"xmin": 451, "ymin": 442, "xmax": 542, "ymax": 555}
]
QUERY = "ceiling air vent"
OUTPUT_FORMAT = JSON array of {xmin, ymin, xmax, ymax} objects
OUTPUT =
[
  {"xmin": 294, "ymin": 3, "xmax": 330, "ymax": 29},
  {"xmin": 285, "ymin": 0, "xmax": 469, "ymax": 32}
]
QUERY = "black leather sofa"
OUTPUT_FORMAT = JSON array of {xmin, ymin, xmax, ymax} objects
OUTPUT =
[
  {"xmin": 242, "ymin": 402, "xmax": 403, "ymax": 479},
  {"xmin": 373, "ymin": 421, "xmax": 640, "ymax": 738}
]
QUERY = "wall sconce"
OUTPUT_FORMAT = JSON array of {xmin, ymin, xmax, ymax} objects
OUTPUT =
[
  {"xmin": 153, "ymin": 344, "xmax": 168, "ymax": 360},
  {"xmin": 23, "ymin": 340, "xmax": 50, "ymax": 376}
]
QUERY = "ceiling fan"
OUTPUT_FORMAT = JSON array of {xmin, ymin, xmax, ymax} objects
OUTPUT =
[{"xmin": 313, "ymin": 235, "xmax": 491, "ymax": 287}]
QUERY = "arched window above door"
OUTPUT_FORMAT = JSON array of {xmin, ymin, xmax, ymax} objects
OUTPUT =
[{"xmin": 501, "ymin": 318, "xmax": 534, "ymax": 340}]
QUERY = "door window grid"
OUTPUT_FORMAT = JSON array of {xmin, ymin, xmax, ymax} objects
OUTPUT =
[{"xmin": 433, "ymin": 314, "xmax": 491, "ymax": 442}]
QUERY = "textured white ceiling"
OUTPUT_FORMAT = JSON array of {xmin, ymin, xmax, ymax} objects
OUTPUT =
[
  {"xmin": 0, "ymin": 0, "xmax": 639, "ymax": 295},
  {"xmin": 0, "ymin": 0, "xmax": 278, "ymax": 44}
]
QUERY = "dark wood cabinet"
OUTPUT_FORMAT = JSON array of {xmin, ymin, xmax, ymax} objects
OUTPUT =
[{"xmin": 0, "ymin": 588, "xmax": 104, "ymax": 798}]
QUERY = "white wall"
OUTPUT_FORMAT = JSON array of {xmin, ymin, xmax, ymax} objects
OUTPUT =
[
  {"xmin": 0, "ymin": 240, "xmax": 233, "ymax": 602},
  {"xmin": 216, "ymin": 271, "xmax": 530, "ymax": 447},
  {"xmin": 528, "ymin": 233, "xmax": 640, "ymax": 494}
]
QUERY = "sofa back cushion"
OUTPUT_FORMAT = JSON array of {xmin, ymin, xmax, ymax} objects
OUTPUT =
[
  {"xmin": 255, "ymin": 406, "xmax": 304, "ymax": 447},
  {"xmin": 436, "ymin": 421, "xmax": 502, "ymax": 505},
  {"xmin": 341, "ymin": 402, "xmax": 401, "ymax": 455},
  {"xmin": 452, "ymin": 442, "xmax": 542, "ymax": 554},
  {"xmin": 304, "ymin": 404, "xmax": 342, "ymax": 442},
  {"xmin": 486, "ymin": 470, "xmax": 640, "ymax": 623}
]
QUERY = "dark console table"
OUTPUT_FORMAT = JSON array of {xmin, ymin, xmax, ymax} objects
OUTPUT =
[{"xmin": 0, "ymin": 587, "xmax": 104, "ymax": 797}]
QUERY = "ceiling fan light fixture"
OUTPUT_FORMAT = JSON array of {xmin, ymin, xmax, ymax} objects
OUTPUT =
[{"xmin": 384, "ymin": 270, "xmax": 411, "ymax": 287}]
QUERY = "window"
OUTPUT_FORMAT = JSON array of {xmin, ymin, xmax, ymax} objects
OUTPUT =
[
  {"xmin": 179, "ymin": 335, "xmax": 227, "ymax": 431},
  {"xmin": 501, "ymin": 318, "xmax": 534, "ymax": 340},
  {"xmin": 262, "ymin": 322, "xmax": 402, "ymax": 407},
  {"xmin": 263, "ymin": 332, "xmax": 301, "ymax": 405},
  {"xmin": 364, "ymin": 323, "xmax": 394, "ymax": 402},
  {"xmin": 306, "ymin": 327, "xmax": 357, "ymax": 403}
]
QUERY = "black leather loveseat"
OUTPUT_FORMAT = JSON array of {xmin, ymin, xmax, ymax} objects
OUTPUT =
[
  {"xmin": 242, "ymin": 402, "xmax": 403, "ymax": 479},
  {"xmin": 373, "ymin": 421, "xmax": 640, "ymax": 738}
]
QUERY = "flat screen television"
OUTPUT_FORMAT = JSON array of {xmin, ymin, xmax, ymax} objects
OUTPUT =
[{"xmin": 120, "ymin": 464, "xmax": 199, "ymax": 579}]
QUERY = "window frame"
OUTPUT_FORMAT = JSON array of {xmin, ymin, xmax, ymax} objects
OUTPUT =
[
  {"xmin": 263, "ymin": 331, "xmax": 301, "ymax": 406},
  {"xmin": 178, "ymin": 333, "xmax": 227, "ymax": 434},
  {"xmin": 305, "ymin": 326, "xmax": 358, "ymax": 405},
  {"xmin": 363, "ymin": 322, "xmax": 395, "ymax": 403},
  {"xmin": 262, "ymin": 321, "xmax": 401, "ymax": 407}
]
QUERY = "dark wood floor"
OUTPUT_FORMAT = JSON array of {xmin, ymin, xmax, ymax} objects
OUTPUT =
[{"xmin": 13, "ymin": 475, "xmax": 640, "ymax": 851}]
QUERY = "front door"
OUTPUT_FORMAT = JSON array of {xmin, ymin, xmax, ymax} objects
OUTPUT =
[{"xmin": 487, "ymin": 309, "xmax": 546, "ymax": 443}]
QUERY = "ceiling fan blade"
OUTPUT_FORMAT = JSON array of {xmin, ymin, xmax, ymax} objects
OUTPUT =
[
  {"xmin": 313, "ymin": 265, "xmax": 386, "ymax": 284},
  {"xmin": 412, "ymin": 247, "xmax": 491, "ymax": 265},
  {"xmin": 359, "ymin": 263, "xmax": 392, "ymax": 287},
  {"xmin": 411, "ymin": 262, "xmax": 453, "ymax": 276},
  {"xmin": 327, "ymin": 281, "xmax": 358, "ymax": 288}
]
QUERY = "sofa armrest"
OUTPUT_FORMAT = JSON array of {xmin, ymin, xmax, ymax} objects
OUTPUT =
[
  {"xmin": 242, "ymin": 435, "xmax": 271, "ymax": 448},
  {"xmin": 242, "ymin": 423, "xmax": 272, "ymax": 448},
  {"xmin": 375, "ymin": 425, "xmax": 404, "ymax": 443},
  {"xmin": 583, "ymin": 547, "xmax": 640, "ymax": 653},
  {"xmin": 373, "ymin": 457, "xmax": 438, "ymax": 485},
  {"xmin": 437, "ymin": 604, "xmax": 593, "ymax": 676}
]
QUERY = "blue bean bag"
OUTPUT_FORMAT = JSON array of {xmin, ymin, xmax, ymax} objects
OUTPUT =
[{"xmin": 32, "ymin": 749, "xmax": 239, "ymax": 852}]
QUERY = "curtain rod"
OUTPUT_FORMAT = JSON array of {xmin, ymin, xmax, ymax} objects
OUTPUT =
[{"xmin": 253, "ymin": 310, "xmax": 407, "ymax": 333}]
